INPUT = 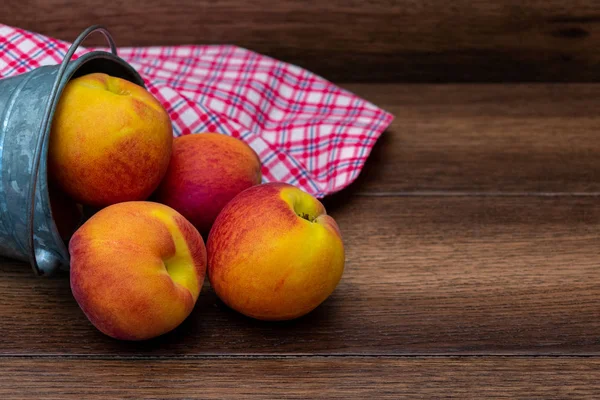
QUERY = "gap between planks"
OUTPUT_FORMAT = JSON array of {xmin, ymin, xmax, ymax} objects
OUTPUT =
[
  {"xmin": 354, "ymin": 192, "xmax": 600, "ymax": 197},
  {"xmin": 1, "ymin": 354, "xmax": 600, "ymax": 360}
]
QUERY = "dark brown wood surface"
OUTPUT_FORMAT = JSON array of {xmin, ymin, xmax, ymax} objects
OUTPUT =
[
  {"xmin": 2, "ymin": 84, "xmax": 600, "ymax": 396},
  {"xmin": 344, "ymin": 83, "xmax": 600, "ymax": 194},
  {"xmin": 5, "ymin": 1, "xmax": 600, "ymax": 82},
  {"xmin": 1, "ymin": 357, "xmax": 598, "ymax": 399}
]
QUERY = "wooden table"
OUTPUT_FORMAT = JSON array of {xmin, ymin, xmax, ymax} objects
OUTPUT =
[{"xmin": 1, "ymin": 83, "xmax": 600, "ymax": 398}]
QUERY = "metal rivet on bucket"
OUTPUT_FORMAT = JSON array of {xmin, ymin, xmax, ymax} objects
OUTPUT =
[{"xmin": 0, "ymin": 25, "xmax": 145, "ymax": 276}]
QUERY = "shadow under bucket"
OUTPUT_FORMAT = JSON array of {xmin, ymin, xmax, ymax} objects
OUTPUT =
[{"xmin": 0, "ymin": 26, "xmax": 144, "ymax": 276}]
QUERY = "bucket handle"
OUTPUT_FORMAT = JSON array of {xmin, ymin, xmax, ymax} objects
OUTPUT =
[{"xmin": 27, "ymin": 25, "xmax": 118, "ymax": 275}]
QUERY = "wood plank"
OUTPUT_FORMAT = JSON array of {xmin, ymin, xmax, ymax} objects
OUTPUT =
[
  {"xmin": 343, "ymin": 83, "xmax": 600, "ymax": 194},
  {"xmin": 2, "ymin": 195, "xmax": 600, "ymax": 355},
  {"xmin": 6, "ymin": 1, "xmax": 600, "ymax": 82},
  {"xmin": 0, "ymin": 357, "xmax": 598, "ymax": 399}
]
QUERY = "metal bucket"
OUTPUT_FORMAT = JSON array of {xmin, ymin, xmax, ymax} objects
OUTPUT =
[{"xmin": 0, "ymin": 26, "xmax": 145, "ymax": 276}]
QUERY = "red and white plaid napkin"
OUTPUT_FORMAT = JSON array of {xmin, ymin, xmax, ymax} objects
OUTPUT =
[{"xmin": 0, "ymin": 24, "xmax": 393, "ymax": 197}]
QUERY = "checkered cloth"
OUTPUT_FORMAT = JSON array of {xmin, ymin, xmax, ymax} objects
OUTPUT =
[{"xmin": 0, "ymin": 24, "xmax": 393, "ymax": 197}]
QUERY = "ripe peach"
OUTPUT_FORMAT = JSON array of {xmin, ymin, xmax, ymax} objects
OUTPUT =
[
  {"xmin": 69, "ymin": 202, "xmax": 206, "ymax": 340},
  {"xmin": 154, "ymin": 133, "xmax": 261, "ymax": 235},
  {"xmin": 49, "ymin": 73, "xmax": 173, "ymax": 207},
  {"xmin": 207, "ymin": 183, "xmax": 344, "ymax": 320}
]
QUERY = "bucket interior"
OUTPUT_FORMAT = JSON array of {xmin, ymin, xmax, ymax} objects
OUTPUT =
[{"xmin": 71, "ymin": 57, "xmax": 144, "ymax": 84}]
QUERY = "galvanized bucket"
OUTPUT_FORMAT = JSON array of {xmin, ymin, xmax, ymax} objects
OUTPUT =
[{"xmin": 0, "ymin": 25, "xmax": 145, "ymax": 276}]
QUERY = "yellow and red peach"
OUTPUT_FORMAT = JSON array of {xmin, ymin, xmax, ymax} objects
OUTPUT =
[
  {"xmin": 154, "ymin": 133, "xmax": 261, "ymax": 235},
  {"xmin": 69, "ymin": 201, "xmax": 206, "ymax": 340},
  {"xmin": 207, "ymin": 183, "xmax": 344, "ymax": 321},
  {"xmin": 49, "ymin": 73, "xmax": 173, "ymax": 207}
]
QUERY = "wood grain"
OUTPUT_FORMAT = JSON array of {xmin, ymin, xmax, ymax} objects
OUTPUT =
[
  {"xmin": 5, "ymin": 1, "xmax": 600, "ymax": 81},
  {"xmin": 2, "ymin": 195, "xmax": 600, "ymax": 355},
  {"xmin": 1, "ymin": 357, "xmax": 599, "ymax": 399},
  {"xmin": 343, "ymin": 83, "xmax": 600, "ymax": 194}
]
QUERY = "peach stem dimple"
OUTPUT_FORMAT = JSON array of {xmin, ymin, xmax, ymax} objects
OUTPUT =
[
  {"xmin": 280, "ymin": 188, "xmax": 321, "ymax": 222},
  {"xmin": 106, "ymin": 77, "xmax": 130, "ymax": 96},
  {"xmin": 296, "ymin": 212, "xmax": 315, "ymax": 222}
]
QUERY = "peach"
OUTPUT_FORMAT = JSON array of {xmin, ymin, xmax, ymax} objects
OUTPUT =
[
  {"xmin": 49, "ymin": 73, "xmax": 173, "ymax": 207},
  {"xmin": 207, "ymin": 183, "xmax": 344, "ymax": 320},
  {"xmin": 69, "ymin": 201, "xmax": 206, "ymax": 340},
  {"xmin": 154, "ymin": 133, "xmax": 262, "ymax": 235}
]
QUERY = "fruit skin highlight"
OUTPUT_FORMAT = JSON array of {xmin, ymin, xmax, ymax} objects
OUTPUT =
[
  {"xmin": 69, "ymin": 201, "xmax": 207, "ymax": 341},
  {"xmin": 49, "ymin": 73, "xmax": 173, "ymax": 207},
  {"xmin": 207, "ymin": 183, "xmax": 345, "ymax": 321},
  {"xmin": 155, "ymin": 133, "xmax": 262, "ymax": 235}
]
